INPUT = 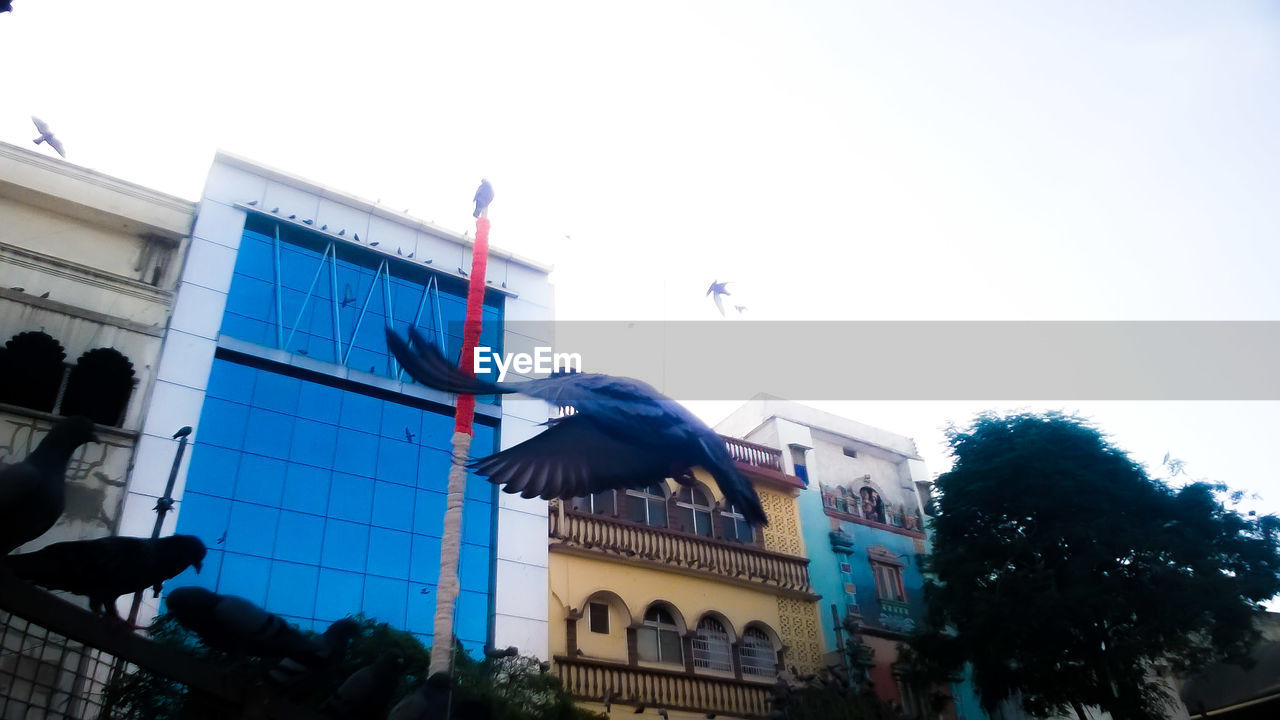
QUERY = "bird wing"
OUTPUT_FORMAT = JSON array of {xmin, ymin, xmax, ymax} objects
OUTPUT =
[
  {"xmin": 31, "ymin": 116, "xmax": 49, "ymax": 134},
  {"xmin": 47, "ymin": 136, "xmax": 66, "ymax": 158},
  {"xmin": 470, "ymin": 414, "xmax": 676, "ymax": 500},
  {"xmin": 713, "ymin": 292, "xmax": 726, "ymax": 316},
  {"xmin": 5, "ymin": 537, "xmax": 151, "ymax": 597}
]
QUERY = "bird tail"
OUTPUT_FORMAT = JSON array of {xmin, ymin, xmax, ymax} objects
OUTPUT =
[{"xmin": 386, "ymin": 327, "xmax": 512, "ymax": 396}]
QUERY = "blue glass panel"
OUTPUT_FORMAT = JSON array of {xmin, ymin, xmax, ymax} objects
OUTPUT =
[
  {"xmin": 280, "ymin": 246, "xmax": 322, "ymax": 292},
  {"xmin": 347, "ymin": 347, "xmax": 387, "ymax": 378},
  {"xmin": 366, "ymin": 527, "xmax": 411, "ymax": 579},
  {"xmin": 371, "ymin": 481, "xmax": 414, "ymax": 531},
  {"xmin": 415, "ymin": 448, "xmax": 452, "ymax": 491},
  {"xmin": 406, "ymin": 584, "xmax": 435, "ymax": 634},
  {"xmin": 174, "ymin": 493, "xmax": 231, "ymax": 547},
  {"xmin": 328, "ymin": 473, "xmax": 374, "ymax": 524},
  {"xmin": 168, "ymin": 548, "xmax": 221, "ymax": 592},
  {"xmin": 315, "ymin": 568, "xmax": 364, "ymax": 622},
  {"xmin": 225, "ymin": 275, "xmax": 274, "ymax": 317},
  {"xmin": 205, "ymin": 360, "xmax": 256, "ymax": 404},
  {"xmin": 465, "ymin": 469, "xmax": 495, "ymax": 504},
  {"xmin": 221, "ymin": 314, "xmax": 273, "ymax": 346},
  {"xmin": 332, "ymin": 429, "xmax": 378, "ymax": 478},
  {"xmin": 297, "ymin": 383, "xmax": 342, "ymax": 425},
  {"xmin": 235, "ymin": 235, "xmax": 275, "ymax": 281},
  {"xmin": 242, "ymin": 408, "xmax": 294, "ymax": 460},
  {"xmin": 420, "ymin": 412, "xmax": 455, "ymax": 450},
  {"xmin": 376, "ymin": 438, "xmax": 418, "ymax": 487},
  {"xmin": 321, "ymin": 519, "xmax": 369, "ymax": 573},
  {"xmin": 409, "ymin": 534, "xmax": 442, "ymax": 585},
  {"xmin": 266, "ymin": 561, "xmax": 319, "ymax": 618},
  {"xmin": 274, "ymin": 511, "xmax": 324, "ymax": 565},
  {"xmin": 290, "ymin": 419, "xmax": 338, "ymax": 468},
  {"xmin": 309, "ymin": 302, "xmax": 334, "ymax": 340},
  {"xmin": 218, "ymin": 552, "xmax": 271, "ymax": 606},
  {"xmin": 462, "ymin": 501, "xmax": 492, "ymax": 546},
  {"xmin": 353, "ymin": 315, "xmax": 387, "ymax": 352},
  {"xmin": 413, "ymin": 490, "xmax": 446, "ymax": 537},
  {"xmin": 381, "ymin": 402, "xmax": 421, "ymax": 442},
  {"xmin": 472, "ymin": 424, "xmax": 496, "ymax": 454},
  {"xmin": 459, "ymin": 543, "xmax": 489, "ymax": 594},
  {"xmin": 198, "ymin": 399, "xmax": 250, "ymax": 450},
  {"xmin": 455, "ymin": 590, "xmax": 489, "ymax": 645},
  {"xmin": 362, "ymin": 576, "xmax": 407, "ymax": 628},
  {"xmin": 234, "ymin": 454, "xmax": 287, "ymax": 506},
  {"xmin": 252, "ymin": 373, "xmax": 302, "ymax": 415},
  {"xmin": 185, "ymin": 445, "xmax": 239, "ymax": 498},
  {"xmin": 280, "ymin": 288, "xmax": 307, "ymax": 335},
  {"xmin": 282, "ymin": 464, "xmax": 330, "ymax": 516},
  {"xmin": 339, "ymin": 391, "xmax": 382, "ymax": 430},
  {"xmin": 225, "ymin": 502, "xmax": 279, "ymax": 557}
]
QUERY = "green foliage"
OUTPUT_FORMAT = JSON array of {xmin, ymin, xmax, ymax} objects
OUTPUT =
[
  {"xmin": 913, "ymin": 412, "xmax": 1280, "ymax": 720},
  {"xmin": 101, "ymin": 614, "xmax": 603, "ymax": 720},
  {"xmin": 773, "ymin": 674, "xmax": 896, "ymax": 720}
]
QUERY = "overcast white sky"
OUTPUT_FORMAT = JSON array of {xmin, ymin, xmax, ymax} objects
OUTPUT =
[{"xmin": 3, "ymin": 1, "xmax": 1279, "ymax": 511}]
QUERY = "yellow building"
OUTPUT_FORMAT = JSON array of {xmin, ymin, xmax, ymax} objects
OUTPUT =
[{"xmin": 548, "ymin": 435, "xmax": 823, "ymax": 719}]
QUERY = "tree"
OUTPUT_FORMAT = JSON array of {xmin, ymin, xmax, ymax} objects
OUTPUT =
[{"xmin": 915, "ymin": 412, "xmax": 1280, "ymax": 720}]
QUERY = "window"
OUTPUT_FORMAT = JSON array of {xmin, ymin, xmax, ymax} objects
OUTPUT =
[
  {"xmin": 588, "ymin": 602, "xmax": 610, "ymax": 634},
  {"xmin": 674, "ymin": 486, "xmax": 713, "ymax": 537},
  {"xmin": 0, "ymin": 331, "xmax": 66, "ymax": 413},
  {"xmin": 789, "ymin": 445, "xmax": 809, "ymax": 484},
  {"xmin": 624, "ymin": 483, "xmax": 668, "ymax": 528},
  {"xmin": 61, "ymin": 348, "xmax": 136, "ymax": 426},
  {"xmin": 872, "ymin": 562, "xmax": 906, "ymax": 602},
  {"xmin": 739, "ymin": 628, "xmax": 776, "ymax": 678},
  {"xmin": 720, "ymin": 504, "xmax": 754, "ymax": 544},
  {"xmin": 637, "ymin": 606, "xmax": 683, "ymax": 665},
  {"xmin": 575, "ymin": 489, "xmax": 617, "ymax": 516},
  {"xmin": 692, "ymin": 617, "xmax": 732, "ymax": 673},
  {"xmin": 842, "ymin": 446, "xmax": 858, "ymax": 458}
]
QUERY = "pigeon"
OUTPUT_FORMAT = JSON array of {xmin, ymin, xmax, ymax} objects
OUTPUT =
[
  {"xmin": 385, "ymin": 328, "xmax": 768, "ymax": 525},
  {"xmin": 404, "ymin": 428, "xmax": 415, "ymax": 443},
  {"xmin": 483, "ymin": 645, "xmax": 519, "ymax": 659},
  {"xmin": 39, "ymin": 291, "xmax": 49, "ymax": 299},
  {"xmin": 166, "ymin": 586, "xmax": 322, "ymax": 658},
  {"xmin": 706, "ymin": 281, "xmax": 731, "ymax": 316},
  {"xmin": 321, "ymin": 224, "xmax": 328, "ymax": 230},
  {"xmin": 0, "ymin": 416, "xmax": 98, "ymax": 554},
  {"xmin": 370, "ymin": 241, "xmax": 380, "ymax": 247},
  {"xmin": 289, "ymin": 214, "xmax": 297, "ymax": 220},
  {"xmin": 8, "ymin": 287, "xmax": 23, "ymax": 292},
  {"xmin": 303, "ymin": 219, "xmax": 313, "ymax": 225},
  {"xmin": 353, "ymin": 233, "xmax": 360, "ymax": 242},
  {"xmin": 268, "ymin": 617, "xmax": 361, "ymax": 692},
  {"xmin": 247, "ymin": 200, "xmax": 258, "ymax": 206},
  {"xmin": 396, "ymin": 248, "xmax": 403, "ymax": 256},
  {"xmin": 4, "ymin": 534, "xmax": 205, "ymax": 619},
  {"xmin": 272, "ymin": 207, "xmax": 280, "ymax": 213},
  {"xmin": 407, "ymin": 252, "xmax": 415, "ymax": 259},
  {"xmin": 31, "ymin": 117, "xmax": 66, "ymax": 158},
  {"xmin": 338, "ymin": 229, "xmax": 346, "ymax": 236},
  {"xmin": 386, "ymin": 672, "xmax": 450, "ymax": 720},
  {"xmin": 457, "ymin": 267, "xmax": 468, "ymax": 277},
  {"xmin": 473, "ymin": 179, "xmax": 494, "ymax": 218},
  {"xmin": 322, "ymin": 652, "xmax": 403, "ymax": 719}
]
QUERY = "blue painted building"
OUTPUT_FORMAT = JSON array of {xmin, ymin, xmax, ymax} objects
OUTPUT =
[{"xmin": 121, "ymin": 153, "xmax": 555, "ymax": 655}]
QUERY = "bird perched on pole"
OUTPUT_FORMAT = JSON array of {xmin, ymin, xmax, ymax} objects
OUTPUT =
[
  {"xmin": 385, "ymin": 328, "xmax": 768, "ymax": 525},
  {"xmin": 473, "ymin": 179, "xmax": 494, "ymax": 218},
  {"xmin": 4, "ymin": 534, "xmax": 205, "ymax": 621},
  {"xmin": 166, "ymin": 586, "xmax": 327, "ymax": 659},
  {"xmin": 0, "ymin": 416, "xmax": 98, "ymax": 554},
  {"xmin": 706, "ymin": 280, "xmax": 731, "ymax": 316},
  {"xmin": 31, "ymin": 117, "xmax": 66, "ymax": 158}
]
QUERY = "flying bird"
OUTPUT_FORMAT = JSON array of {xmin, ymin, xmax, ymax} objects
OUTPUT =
[
  {"xmin": 734, "ymin": 305, "xmax": 747, "ymax": 314},
  {"xmin": 0, "ymin": 416, "xmax": 98, "ymax": 554},
  {"xmin": 473, "ymin": 179, "xmax": 494, "ymax": 218},
  {"xmin": 340, "ymin": 284, "xmax": 356, "ymax": 308},
  {"xmin": 166, "ymin": 586, "xmax": 324, "ymax": 658},
  {"xmin": 385, "ymin": 328, "xmax": 768, "ymax": 525},
  {"xmin": 706, "ymin": 281, "xmax": 731, "ymax": 316},
  {"xmin": 31, "ymin": 117, "xmax": 65, "ymax": 158},
  {"xmin": 5, "ymin": 535, "xmax": 205, "ymax": 620},
  {"xmin": 322, "ymin": 652, "xmax": 403, "ymax": 719},
  {"xmin": 404, "ymin": 428, "xmax": 415, "ymax": 443}
]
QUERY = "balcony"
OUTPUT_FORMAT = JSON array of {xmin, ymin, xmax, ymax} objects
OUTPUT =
[
  {"xmin": 720, "ymin": 435, "xmax": 805, "ymax": 489},
  {"xmin": 549, "ymin": 504, "xmax": 816, "ymax": 599},
  {"xmin": 820, "ymin": 487, "xmax": 926, "ymax": 539},
  {"xmin": 554, "ymin": 655, "xmax": 771, "ymax": 718}
]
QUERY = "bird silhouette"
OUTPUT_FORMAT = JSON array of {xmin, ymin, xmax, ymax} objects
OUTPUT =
[
  {"xmin": 288, "ymin": 214, "xmax": 296, "ymax": 220},
  {"xmin": 340, "ymin": 284, "xmax": 356, "ymax": 308},
  {"xmin": 268, "ymin": 617, "xmax": 360, "ymax": 695},
  {"xmin": 405, "ymin": 428, "xmax": 416, "ymax": 443},
  {"xmin": 473, "ymin": 179, "xmax": 495, "ymax": 218},
  {"xmin": 370, "ymin": 241, "xmax": 380, "ymax": 247},
  {"xmin": 166, "ymin": 586, "xmax": 325, "ymax": 658},
  {"xmin": 6, "ymin": 534, "xmax": 205, "ymax": 620},
  {"xmin": 706, "ymin": 281, "xmax": 731, "ymax": 316},
  {"xmin": 734, "ymin": 305, "xmax": 747, "ymax": 314},
  {"xmin": 353, "ymin": 232, "xmax": 360, "ymax": 242},
  {"xmin": 386, "ymin": 328, "xmax": 768, "ymax": 525},
  {"xmin": 338, "ymin": 229, "xmax": 346, "ymax": 236},
  {"xmin": 31, "ymin": 117, "xmax": 66, "ymax": 158},
  {"xmin": 247, "ymin": 200, "xmax": 258, "ymax": 206},
  {"xmin": 483, "ymin": 645, "xmax": 519, "ymax": 659},
  {"xmin": 38, "ymin": 291, "xmax": 49, "ymax": 299},
  {"xmin": 322, "ymin": 652, "xmax": 403, "ymax": 719},
  {"xmin": 0, "ymin": 416, "xmax": 97, "ymax": 553}
]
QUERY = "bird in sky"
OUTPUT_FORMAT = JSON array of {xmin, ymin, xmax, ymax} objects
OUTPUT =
[
  {"xmin": 166, "ymin": 586, "xmax": 323, "ymax": 658},
  {"xmin": 386, "ymin": 328, "xmax": 768, "ymax": 525},
  {"xmin": 734, "ymin": 305, "xmax": 747, "ymax": 314},
  {"xmin": 31, "ymin": 117, "xmax": 65, "ymax": 158},
  {"xmin": 5, "ymin": 534, "xmax": 205, "ymax": 621},
  {"xmin": 706, "ymin": 281, "xmax": 731, "ymax": 316},
  {"xmin": 0, "ymin": 416, "xmax": 97, "ymax": 554},
  {"xmin": 473, "ymin": 179, "xmax": 494, "ymax": 218}
]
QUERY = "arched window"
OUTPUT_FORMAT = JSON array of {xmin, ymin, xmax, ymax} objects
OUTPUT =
[
  {"xmin": 691, "ymin": 617, "xmax": 732, "ymax": 673},
  {"xmin": 0, "ymin": 332, "xmax": 66, "ymax": 412},
  {"xmin": 860, "ymin": 487, "xmax": 885, "ymax": 523},
  {"xmin": 624, "ymin": 483, "xmax": 668, "ymax": 528},
  {"xmin": 721, "ymin": 503, "xmax": 755, "ymax": 543},
  {"xmin": 739, "ymin": 627, "xmax": 777, "ymax": 678},
  {"xmin": 637, "ymin": 605, "xmax": 682, "ymax": 665},
  {"xmin": 674, "ymin": 485, "xmax": 714, "ymax": 537},
  {"xmin": 60, "ymin": 348, "xmax": 135, "ymax": 426}
]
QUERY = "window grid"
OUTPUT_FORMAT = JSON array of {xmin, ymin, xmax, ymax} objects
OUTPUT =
[
  {"xmin": 637, "ymin": 607, "xmax": 683, "ymax": 665},
  {"xmin": 624, "ymin": 484, "xmax": 668, "ymax": 528},
  {"xmin": 739, "ymin": 628, "xmax": 776, "ymax": 678},
  {"xmin": 675, "ymin": 486, "xmax": 714, "ymax": 537},
  {"xmin": 692, "ymin": 618, "xmax": 733, "ymax": 673},
  {"xmin": 720, "ymin": 503, "xmax": 754, "ymax": 544}
]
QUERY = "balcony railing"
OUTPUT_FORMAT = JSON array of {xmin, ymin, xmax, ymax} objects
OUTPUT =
[
  {"xmin": 549, "ymin": 505, "xmax": 815, "ymax": 598},
  {"xmin": 554, "ymin": 655, "xmax": 771, "ymax": 718},
  {"xmin": 720, "ymin": 435, "xmax": 785, "ymax": 473},
  {"xmin": 820, "ymin": 487, "xmax": 925, "ymax": 536}
]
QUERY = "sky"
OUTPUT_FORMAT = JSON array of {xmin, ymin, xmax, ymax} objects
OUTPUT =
[{"xmin": 3, "ymin": 1, "xmax": 1280, "ymax": 512}]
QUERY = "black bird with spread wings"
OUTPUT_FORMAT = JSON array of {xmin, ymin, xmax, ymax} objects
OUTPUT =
[
  {"xmin": 0, "ymin": 416, "xmax": 98, "ymax": 554},
  {"xmin": 386, "ymin": 328, "xmax": 768, "ymax": 525},
  {"xmin": 31, "ymin": 117, "xmax": 65, "ymax": 158},
  {"xmin": 4, "ymin": 534, "xmax": 205, "ymax": 620}
]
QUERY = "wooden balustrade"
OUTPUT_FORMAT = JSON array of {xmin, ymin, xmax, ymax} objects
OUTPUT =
[
  {"xmin": 554, "ymin": 655, "xmax": 772, "ymax": 718},
  {"xmin": 720, "ymin": 434, "xmax": 785, "ymax": 473},
  {"xmin": 549, "ymin": 505, "xmax": 814, "ymax": 597}
]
